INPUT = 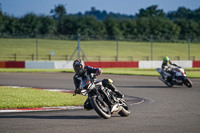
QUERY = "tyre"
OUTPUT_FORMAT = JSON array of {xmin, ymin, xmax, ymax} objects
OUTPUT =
[
  {"xmin": 118, "ymin": 99, "xmax": 131, "ymax": 117},
  {"xmin": 90, "ymin": 96, "xmax": 111, "ymax": 119},
  {"xmin": 183, "ymin": 78, "xmax": 193, "ymax": 88}
]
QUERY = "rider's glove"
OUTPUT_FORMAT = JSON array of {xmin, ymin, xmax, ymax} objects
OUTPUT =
[{"xmin": 96, "ymin": 69, "xmax": 102, "ymax": 76}]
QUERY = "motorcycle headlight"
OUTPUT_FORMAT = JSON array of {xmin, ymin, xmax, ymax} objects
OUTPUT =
[{"xmin": 178, "ymin": 68, "xmax": 186, "ymax": 76}]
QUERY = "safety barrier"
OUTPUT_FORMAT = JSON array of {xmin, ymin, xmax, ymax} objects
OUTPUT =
[
  {"xmin": 85, "ymin": 61, "xmax": 138, "ymax": 68},
  {"xmin": 0, "ymin": 61, "xmax": 25, "ymax": 68},
  {"xmin": 193, "ymin": 61, "xmax": 200, "ymax": 68},
  {"xmin": 0, "ymin": 61, "xmax": 200, "ymax": 69},
  {"xmin": 25, "ymin": 61, "xmax": 74, "ymax": 69},
  {"xmin": 139, "ymin": 60, "xmax": 193, "ymax": 69}
]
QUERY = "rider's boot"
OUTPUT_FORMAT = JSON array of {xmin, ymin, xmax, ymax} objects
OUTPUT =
[
  {"xmin": 107, "ymin": 84, "xmax": 124, "ymax": 98},
  {"xmin": 84, "ymin": 98, "xmax": 93, "ymax": 111},
  {"xmin": 167, "ymin": 76, "xmax": 172, "ymax": 82}
]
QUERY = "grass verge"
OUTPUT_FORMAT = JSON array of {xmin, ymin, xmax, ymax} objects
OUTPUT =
[
  {"xmin": 0, "ymin": 68, "xmax": 74, "ymax": 73},
  {"xmin": 0, "ymin": 86, "xmax": 87, "ymax": 109},
  {"xmin": 102, "ymin": 68, "xmax": 200, "ymax": 78},
  {"xmin": 0, "ymin": 68, "xmax": 200, "ymax": 78}
]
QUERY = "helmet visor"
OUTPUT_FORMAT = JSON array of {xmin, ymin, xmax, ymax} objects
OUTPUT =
[
  {"xmin": 74, "ymin": 65, "xmax": 81, "ymax": 72},
  {"xmin": 163, "ymin": 60, "xmax": 167, "ymax": 64}
]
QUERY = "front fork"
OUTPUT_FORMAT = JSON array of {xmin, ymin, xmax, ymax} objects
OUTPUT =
[{"xmin": 88, "ymin": 89, "xmax": 106, "ymax": 105}]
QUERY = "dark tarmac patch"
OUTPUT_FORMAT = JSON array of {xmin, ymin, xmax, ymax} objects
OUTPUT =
[{"xmin": 124, "ymin": 95, "xmax": 146, "ymax": 106}]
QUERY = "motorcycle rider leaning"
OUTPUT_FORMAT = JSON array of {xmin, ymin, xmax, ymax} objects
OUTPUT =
[
  {"xmin": 162, "ymin": 56, "xmax": 177, "ymax": 82},
  {"xmin": 72, "ymin": 59, "xmax": 123, "ymax": 110}
]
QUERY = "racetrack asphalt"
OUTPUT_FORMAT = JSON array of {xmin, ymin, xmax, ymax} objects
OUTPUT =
[{"xmin": 0, "ymin": 72, "xmax": 200, "ymax": 133}]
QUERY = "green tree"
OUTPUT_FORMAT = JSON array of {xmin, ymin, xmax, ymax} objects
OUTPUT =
[
  {"xmin": 61, "ymin": 15, "xmax": 79, "ymax": 35},
  {"xmin": 193, "ymin": 7, "xmax": 200, "ymax": 21},
  {"xmin": 50, "ymin": 4, "xmax": 67, "ymax": 21},
  {"xmin": 167, "ymin": 7, "xmax": 193, "ymax": 20},
  {"xmin": 150, "ymin": 17, "xmax": 180, "ymax": 37},
  {"xmin": 103, "ymin": 17, "xmax": 122, "ymax": 37},
  {"xmin": 50, "ymin": 4, "xmax": 67, "ymax": 35},
  {"xmin": 61, "ymin": 15, "xmax": 106, "ymax": 37},
  {"xmin": 136, "ymin": 17, "xmax": 180, "ymax": 38},
  {"xmin": 136, "ymin": 17, "xmax": 151, "ymax": 36},
  {"xmin": 119, "ymin": 19, "xmax": 137, "ymax": 36},
  {"xmin": 38, "ymin": 15, "xmax": 56, "ymax": 35},
  {"xmin": 136, "ymin": 5, "xmax": 165, "ymax": 18},
  {"xmin": 3, "ymin": 15, "xmax": 20, "ymax": 34},
  {"xmin": 85, "ymin": 7, "xmax": 108, "ymax": 20},
  {"xmin": 77, "ymin": 16, "xmax": 106, "ymax": 36},
  {"xmin": 19, "ymin": 13, "xmax": 39, "ymax": 35},
  {"xmin": 175, "ymin": 19, "xmax": 199, "ymax": 38},
  {"xmin": 0, "ymin": 7, "xmax": 4, "ymax": 33}
]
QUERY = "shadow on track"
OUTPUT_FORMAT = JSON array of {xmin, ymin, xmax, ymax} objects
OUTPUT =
[
  {"xmin": 119, "ymin": 85, "xmax": 189, "ymax": 89},
  {"xmin": 118, "ymin": 85, "xmax": 169, "ymax": 88},
  {"xmin": 0, "ymin": 115, "xmax": 100, "ymax": 119}
]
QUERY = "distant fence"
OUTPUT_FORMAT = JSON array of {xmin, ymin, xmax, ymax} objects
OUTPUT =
[{"xmin": 1, "ymin": 34, "xmax": 200, "ymax": 61}]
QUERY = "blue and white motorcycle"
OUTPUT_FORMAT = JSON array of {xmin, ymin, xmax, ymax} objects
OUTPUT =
[{"xmin": 156, "ymin": 65, "xmax": 193, "ymax": 88}]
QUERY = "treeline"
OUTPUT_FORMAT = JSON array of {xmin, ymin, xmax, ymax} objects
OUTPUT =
[{"xmin": 0, "ymin": 4, "xmax": 200, "ymax": 41}]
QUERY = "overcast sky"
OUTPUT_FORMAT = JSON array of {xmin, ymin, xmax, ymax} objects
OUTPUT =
[{"xmin": 1, "ymin": 0, "xmax": 200, "ymax": 17}]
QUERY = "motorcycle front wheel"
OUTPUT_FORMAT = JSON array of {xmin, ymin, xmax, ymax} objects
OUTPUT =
[
  {"xmin": 90, "ymin": 96, "xmax": 111, "ymax": 119},
  {"xmin": 118, "ymin": 99, "xmax": 131, "ymax": 117},
  {"xmin": 183, "ymin": 78, "xmax": 193, "ymax": 88}
]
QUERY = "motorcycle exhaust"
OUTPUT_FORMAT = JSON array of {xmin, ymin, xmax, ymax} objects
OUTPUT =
[{"xmin": 111, "ymin": 104, "xmax": 123, "ymax": 114}]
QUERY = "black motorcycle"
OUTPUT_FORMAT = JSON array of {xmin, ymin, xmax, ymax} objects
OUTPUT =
[
  {"xmin": 156, "ymin": 65, "xmax": 193, "ymax": 88},
  {"xmin": 74, "ymin": 74, "xmax": 130, "ymax": 119}
]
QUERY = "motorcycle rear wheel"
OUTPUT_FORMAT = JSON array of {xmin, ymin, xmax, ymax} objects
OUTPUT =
[
  {"xmin": 183, "ymin": 78, "xmax": 193, "ymax": 88},
  {"xmin": 90, "ymin": 96, "xmax": 111, "ymax": 119}
]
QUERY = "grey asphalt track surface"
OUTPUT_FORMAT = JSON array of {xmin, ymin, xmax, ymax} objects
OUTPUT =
[{"xmin": 0, "ymin": 72, "xmax": 200, "ymax": 133}]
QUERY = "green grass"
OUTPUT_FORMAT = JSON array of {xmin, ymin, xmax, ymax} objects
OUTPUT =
[
  {"xmin": 0, "ymin": 68, "xmax": 74, "ymax": 73},
  {"xmin": 0, "ymin": 38, "xmax": 200, "ymax": 61},
  {"xmin": 0, "ymin": 86, "xmax": 87, "ymax": 109}
]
